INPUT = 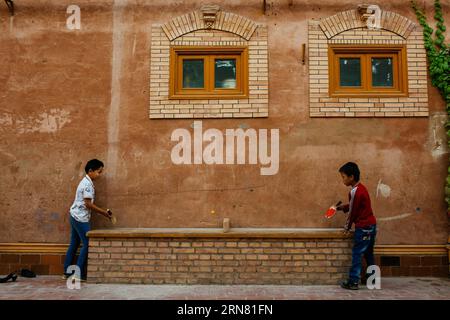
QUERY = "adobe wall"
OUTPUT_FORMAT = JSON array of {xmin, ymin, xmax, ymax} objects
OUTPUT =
[{"xmin": 0, "ymin": 0, "xmax": 448, "ymax": 246}]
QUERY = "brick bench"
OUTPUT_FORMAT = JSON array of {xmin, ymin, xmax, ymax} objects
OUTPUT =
[{"xmin": 86, "ymin": 228, "xmax": 353, "ymax": 285}]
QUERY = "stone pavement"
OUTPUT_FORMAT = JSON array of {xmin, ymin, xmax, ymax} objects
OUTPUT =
[{"xmin": 0, "ymin": 276, "xmax": 448, "ymax": 300}]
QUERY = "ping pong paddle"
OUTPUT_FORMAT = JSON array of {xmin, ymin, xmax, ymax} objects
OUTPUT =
[
  {"xmin": 106, "ymin": 209, "xmax": 117, "ymax": 225},
  {"xmin": 325, "ymin": 201, "xmax": 342, "ymax": 219}
]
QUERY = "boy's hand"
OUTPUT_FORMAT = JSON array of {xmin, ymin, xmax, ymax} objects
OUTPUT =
[{"xmin": 106, "ymin": 209, "xmax": 113, "ymax": 219}]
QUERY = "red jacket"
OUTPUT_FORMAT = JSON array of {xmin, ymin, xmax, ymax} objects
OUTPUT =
[{"xmin": 342, "ymin": 183, "xmax": 376, "ymax": 230}]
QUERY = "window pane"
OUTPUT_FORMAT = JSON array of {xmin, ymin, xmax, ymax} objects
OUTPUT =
[
  {"xmin": 339, "ymin": 58, "xmax": 361, "ymax": 87},
  {"xmin": 215, "ymin": 59, "xmax": 236, "ymax": 88},
  {"xmin": 183, "ymin": 59, "xmax": 204, "ymax": 88},
  {"xmin": 372, "ymin": 58, "xmax": 393, "ymax": 87}
]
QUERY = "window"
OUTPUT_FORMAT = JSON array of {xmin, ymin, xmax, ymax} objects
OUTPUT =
[
  {"xmin": 169, "ymin": 46, "xmax": 248, "ymax": 99},
  {"xmin": 328, "ymin": 45, "xmax": 408, "ymax": 97}
]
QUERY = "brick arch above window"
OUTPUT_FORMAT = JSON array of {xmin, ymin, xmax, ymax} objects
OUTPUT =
[
  {"xmin": 161, "ymin": 10, "xmax": 258, "ymax": 41},
  {"xmin": 319, "ymin": 9, "xmax": 416, "ymax": 40},
  {"xmin": 150, "ymin": 9, "xmax": 268, "ymax": 119},
  {"xmin": 308, "ymin": 8, "xmax": 429, "ymax": 118}
]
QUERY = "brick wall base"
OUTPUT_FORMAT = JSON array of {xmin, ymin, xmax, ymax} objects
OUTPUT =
[
  {"xmin": 0, "ymin": 253, "xmax": 67, "ymax": 275},
  {"xmin": 1, "ymin": 237, "xmax": 448, "ymax": 281},
  {"xmin": 87, "ymin": 237, "xmax": 353, "ymax": 285},
  {"xmin": 374, "ymin": 255, "xmax": 448, "ymax": 277},
  {"xmin": 1, "ymin": 252, "xmax": 446, "ymax": 279}
]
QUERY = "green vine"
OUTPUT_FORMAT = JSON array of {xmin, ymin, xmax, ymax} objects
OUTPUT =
[{"xmin": 412, "ymin": 0, "xmax": 450, "ymax": 214}]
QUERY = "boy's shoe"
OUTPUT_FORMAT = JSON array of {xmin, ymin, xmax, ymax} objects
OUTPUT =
[
  {"xmin": 61, "ymin": 272, "xmax": 73, "ymax": 280},
  {"xmin": 340, "ymin": 279, "xmax": 359, "ymax": 290},
  {"xmin": 62, "ymin": 272, "xmax": 86, "ymax": 282},
  {"xmin": 73, "ymin": 275, "xmax": 87, "ymax": 282},
  {"xmin": 361, "ymin": 273, "xmax": 371, "ymax": 286}
]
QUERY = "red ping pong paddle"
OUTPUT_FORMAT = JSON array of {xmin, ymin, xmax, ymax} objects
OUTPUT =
[{"xmin": 325, "ymin": 201, "xmax": 342, "ymax": 219}]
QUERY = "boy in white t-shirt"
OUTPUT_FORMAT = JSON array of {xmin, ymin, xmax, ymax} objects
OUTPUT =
[{"xmin": 63, "ymin": 159, "xmax": 113, "ymax": 281}]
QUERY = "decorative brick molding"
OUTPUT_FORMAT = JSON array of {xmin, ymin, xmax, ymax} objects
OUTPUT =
[
  {"xmin": 161, "ymin": 9, "xmax": 258, "ymax": 41},
  {"xmin": 0, "ymin": 243, "xmax": 75, "ymax": 276},
  {"xmin": 319, "ymin": 9, "xmax": 416, "ymax": 40},
  {"xmin": 150, "ymin": 8, "xmax": 269, "ymax": 119},
  {"xmin": 309, "ymin": 8, "xmax": 429, "ymax": 117}
]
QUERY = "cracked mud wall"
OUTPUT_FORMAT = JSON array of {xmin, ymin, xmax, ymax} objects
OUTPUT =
[{"xmin": 0, "ymin": 0, "xmax": 448, "ymax": 245}]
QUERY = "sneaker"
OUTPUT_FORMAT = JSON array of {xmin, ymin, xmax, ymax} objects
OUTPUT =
[
  {"xmin": 72, "ymin": 275, "xmax": 87, "ymax": 282},
  {"xmin": 61, "ymin": 273, "xmax": 73, "ymax": 280},
  {"xmin": 340, "ymin": 279, "xmax": 359, "ymax": 290},
  {"xmin": 62, "ymin": 272, "xmax": 86, "ymax": 282},
  {"xmin": 361, "ymin": 273, "xmax": 371, "ymax": 286}
]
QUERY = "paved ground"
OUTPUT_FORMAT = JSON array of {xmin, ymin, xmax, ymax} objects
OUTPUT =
[{"xmin": 0, "ymin": 276, "xmax": 449, "ymax": 300}]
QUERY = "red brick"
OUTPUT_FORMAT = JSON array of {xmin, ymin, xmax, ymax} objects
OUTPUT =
[
  {"xmin": 180, "ymin": 242, "xmax": 191, "ymax": 247},
  {"xmin": 380, "ymin": 266, "xmax": 392, "ymax": 276},
  {"xmin": 49, "ymin": 264, "xmax": 64, "ymax": 275},
  {"xmin": 0, "ymin": 265, "xmax": 11, "ymax": 274},
  {"xmin": 41, "ymin": 255, "xmax": 62, "ymax": 265},
  {"xmin": 173, "ymin": 248, "xmax": 194, "ymax": 254},
  {"xmin": 0, "ymin": 254, "xmax": 19, "ymax": 263},
  {"xmin": 431, "ymin": 266, "xmax": 448, "ymax": 277},
  {"xmin": 126, "ymin": 247, "xmax": 147, "ymax": 253},
  {"xmin": 203, "ymin": 242, "xmax": 214, "ymax": 247},
  {"xmin": 410, "ymin": 266, "xmax": 432, "ymax": 276},
  {"xmin": 390, "ymin": 267, "xmax": 410, "ymax": 276},
  {"xmin": 123, "ymin": 242, "xmax": 134, "ymax": 247},
  {"xmin": 152, "ymin": 248, "xmax": 172, "ymax": 254},
  {"xmin": 155, "ymin": 242, "xmax": 168, "ymax": 248},
  {"xmin": 88, "ymin": 265, "xmax": 98, "ymax": 272},
  {"xmin": 31, "ymin": 265, "xmax": 50, "ymax": 275},
  {"xmin": 420, "ymin": 256, "xmax": 445, "ymax": 266},
  {"xmin": 195, "ymin": 248, "xmax": 218, "ymax": 254},
  {"xmin": 400, "ymin": 256, "xmax": 420, "ymax": 267},
  {"xmin": 20, "ymin": 255, "xmax": 41, "ymax": 264}
]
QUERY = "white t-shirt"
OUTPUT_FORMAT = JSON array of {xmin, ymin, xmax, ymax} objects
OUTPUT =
[
  {"xmin": 70, "ymin": 175, "xmax": 95, "ymax": 223},
  {"xmin": 344, "ymin": 183, "xmax": 360, "ymax": 230}
]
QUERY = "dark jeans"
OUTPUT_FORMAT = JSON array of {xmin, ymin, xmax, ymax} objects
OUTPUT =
[
  {"xmin": 349, "ymin": 224, "xmax": 377, "ymax": 283},
  {"xmin": 63, "ymin": 215, "xmax": 90, "ymax": 278}
]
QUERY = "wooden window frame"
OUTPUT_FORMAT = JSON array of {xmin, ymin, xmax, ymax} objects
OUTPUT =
[
  {"xmin": 169, "ymin": 46, "xmax": 249, "ymax": 100},
  {"xmin": 328, "ymin": 45, "xmax": 408, "ymax": 97}
]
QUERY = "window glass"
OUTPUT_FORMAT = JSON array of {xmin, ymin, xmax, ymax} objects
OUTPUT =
[
  {"xmin": 372, "ymin": 57, "xmax": 393, "ymax": 87},
  {"xmin": 183, "ymin": 59, "xmax": 204, "ymax": 88},
  {"xmin": 339, "ymin": 58, "xmax": 361, "ymax": 87},
  {"xmin": 215, "ymin": 59, "xmax": 236, "ymax": 88}
]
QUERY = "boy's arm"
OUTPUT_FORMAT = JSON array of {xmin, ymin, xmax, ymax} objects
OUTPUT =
[
  {"xmin": 337, "ymin": 204, "xmax": 350, "ymax": 213},
  {"xmin": 344, "ymin": 190, "xmax": 364, "ymax": 231},
  {"xmin": 84, "ymin": 199, "xmax": 110, "ymax": 218}
]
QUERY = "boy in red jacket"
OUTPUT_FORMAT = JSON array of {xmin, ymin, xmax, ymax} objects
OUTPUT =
[{"xmin": 337, "ymin": 162, "xmax": 377, "ymax": 290}]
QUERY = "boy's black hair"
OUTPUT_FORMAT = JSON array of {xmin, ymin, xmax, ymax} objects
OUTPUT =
[
  {"xmin": 339, "ymin": 162, "xmax": 360, "ymax": 182},
  {"xmin": 85, "ymin": 159, "xmax": 104, "ymax": 174}
]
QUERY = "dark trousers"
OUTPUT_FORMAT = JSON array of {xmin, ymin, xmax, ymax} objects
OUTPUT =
[
  {"xmin": 349, "ymin": 224, "xmax": 377, "ymax": 283},
  {"xmin": 63, "ymin": 215, "xmax": 90, "ymax": 278}
]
